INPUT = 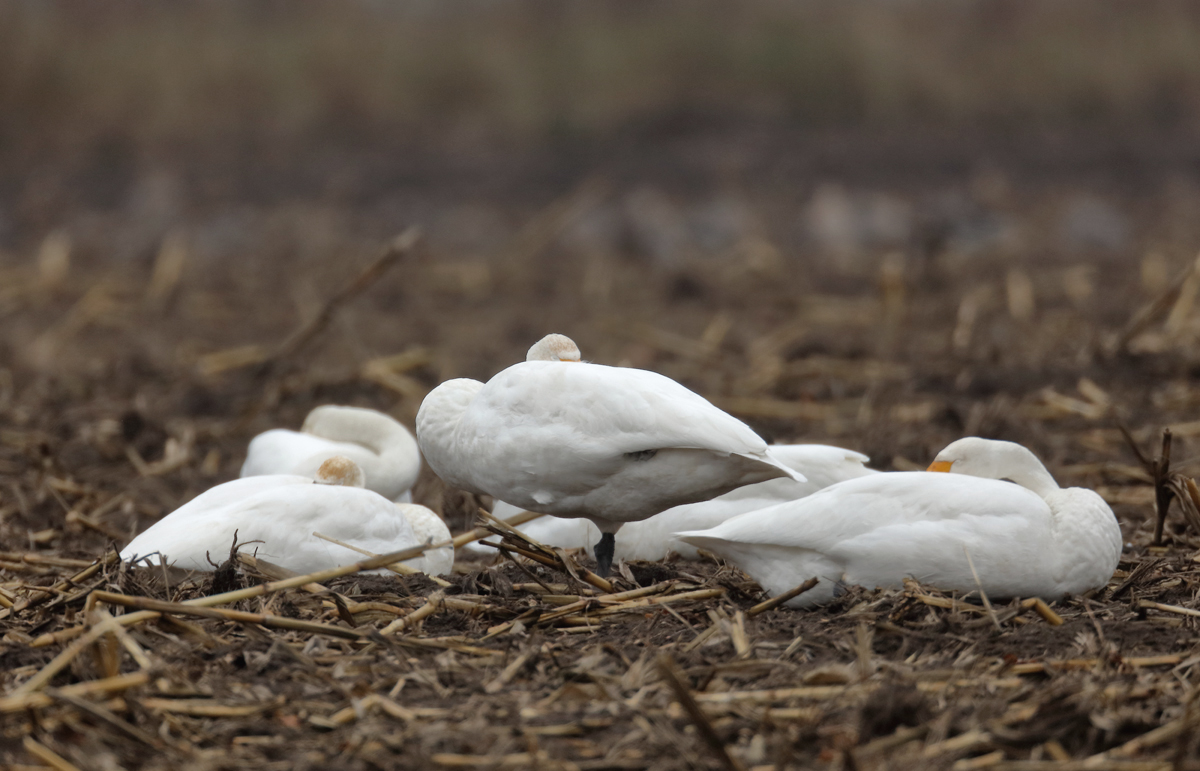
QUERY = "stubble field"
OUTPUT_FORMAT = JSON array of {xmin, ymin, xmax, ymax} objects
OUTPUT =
[{"xmin": 5, "ymin": 3, "xmax": 1200, "ymax": 769}]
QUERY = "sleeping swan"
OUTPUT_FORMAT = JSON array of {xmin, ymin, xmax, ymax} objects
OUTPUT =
[
  {"xmin": 417, "ymin": 333, "xmax": 805, "ymax": 576},
  {"xmin": 122, "ymin": 457, "xmax": 453, "ymax": 576},
  {"xmin": 241, "ymin": 405, "xmax": 421, "ymax": 502},
  {"xmin": 676, "ymin": 437, "xmax": 1122, "ymax": 607},
  {"xmin": 473, "ymin": 444, "xmax": 877, "ymax": 561}
]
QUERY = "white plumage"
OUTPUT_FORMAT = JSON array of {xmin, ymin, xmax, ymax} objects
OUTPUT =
[
  {"xmin": 241, "ymin": 405, "xmax": 421, "ymax": 502},
  {"xmin": 417, "ymin": 333, "xmax": 804, "ymax": 575},
  {"xmin": 676, "ymin": 438, "xmax": 1123, "ymax": 607},
  {"xmin": 473, "ymin": 444, "xmax": 876, "ymax": 561},
  {"xmin": 399, "ymin": 503, "xmax": 455, "ymax": 577},
  {"xmin": 122, "ymin": 457, "xmax": 453, "ymax": 576}
]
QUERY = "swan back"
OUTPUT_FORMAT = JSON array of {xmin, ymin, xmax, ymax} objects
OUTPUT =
[
  {"xmin": 121, "ymin": 478, "xmax": 422, "ymax": 575},
  {"xmin": 472, "ymin": 361, "xmax": 779, "ymax": 462},
  {"xmin": 450, "ymin": 360, "xmax": 799, "ymax": 521}
]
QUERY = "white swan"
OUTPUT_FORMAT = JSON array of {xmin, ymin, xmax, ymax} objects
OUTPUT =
[
  {"xmin": 471, "ymin": 444, "xmax": 876, "ymax": 561},
  {"xmin": 676, "ymin": 437, "xmax": 1122, "ymax": 607},
  {"xmin": 122, "ymin": 457, "xmax": 453, "ymax": 576},
  {"xmin": 241, "ymin": 405, "xmax": 421, "ymax": 502},
  {"xmin": 417, "ymin": 333, "xmax": 805, "ymax": 575}
]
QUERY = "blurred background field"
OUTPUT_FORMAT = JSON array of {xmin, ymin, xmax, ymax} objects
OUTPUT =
[
  {"xmin": 6, "ymin": 1, "xmax": 1200, "ymax": 148},
  {"xmin": 3, "ymin": 1, "xmax": 1200, "ymax": 455},
  {"xmin": 5, "ymin": 2, "xmax": 1200, "ymax": 769}
]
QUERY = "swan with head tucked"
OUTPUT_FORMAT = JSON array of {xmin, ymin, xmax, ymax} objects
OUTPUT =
[
  {"xmin": 417, "ymin": 333, "xmax": 806, "ymax": 576},
  {"xmin": 122, "ymin": 457, "xmax": 453, "ymax": 576},
  {"xmin": 676, "ymin": 437, "xmax": 1122, "ymax": 607},
  {"xmin": 241, "ymin": 405, "xmax": 421, "ymax": 502},
  {"xmin": 471, "ymin": 444, "xmax": 876, "ymax": 561}
]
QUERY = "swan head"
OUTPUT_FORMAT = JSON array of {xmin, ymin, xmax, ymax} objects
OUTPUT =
[
  {"xmin": 928, "ymin": 437, "xmax": 1060, "ymax": 497},
  {"xmin": 315, "ymin": 456, "xmax": 366, "ymax": 487},
  {"xmin": 527, "ymin": 334, "xmax": 581, "ymax": 363}
]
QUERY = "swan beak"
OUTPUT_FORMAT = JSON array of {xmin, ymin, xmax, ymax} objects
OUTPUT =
[{"xmin": 927, "ymin": 460, "xmax": 953, "ymax": 473}]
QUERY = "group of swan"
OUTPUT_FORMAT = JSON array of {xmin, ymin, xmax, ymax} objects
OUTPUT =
[
  {"xmin": 417, "ymin": 333, "xmax": 1122, "ymax": 602},
  {"xmin": 121, "ymin": 406, "xmax": 451, "ymax": 576},
  {"xmin": 472, "ymin": 444, "xmax": 876, "ymax": 561},
  {"xmin": 240, "ymin": 405, "xmax": 421, "ymax": 501},
  {"xmin": 417, "ymin": 334, "xmax": 806, "ymax": 575},
  {"xmin": 121, "ymin": 332, "xmax": 1123, "ymax": 608}
]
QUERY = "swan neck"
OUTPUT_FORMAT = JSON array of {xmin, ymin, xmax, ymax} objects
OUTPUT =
[
  {"xmin": 1009, "ymin": 466, "xmax": 1060, "ymax": 498},
  {"xmin": 306, "ymin": 409, "xmax": 408, "ymax": 456},
  {"xmin": 946, "ymin": 440, "xmax": 1062, "ymax": 499},
  {"xmin": 365, "ymin": 421, "xmax": 414, "ymax": 458}
]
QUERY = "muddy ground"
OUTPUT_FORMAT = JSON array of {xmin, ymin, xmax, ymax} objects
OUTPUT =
[{"xmin": 3, "ymin": 116, "xmax": 1200, "ymax": 770}]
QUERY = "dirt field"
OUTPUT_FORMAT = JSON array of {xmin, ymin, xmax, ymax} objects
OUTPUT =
[{"xmin": 5, "ymin": 3, "xmax": 1200, "ymax": 770}]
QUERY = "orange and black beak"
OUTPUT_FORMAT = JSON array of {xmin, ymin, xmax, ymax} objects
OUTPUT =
[{"xmin": 926, "ymin": 460, "xmax": 953, "ymax": 473}]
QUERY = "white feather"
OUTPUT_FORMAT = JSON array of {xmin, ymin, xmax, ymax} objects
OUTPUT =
[
  {"xmin": 241, "ymin": 405, "xmax": 420, "ymax": 502},
  {"xmin": 469, "ymin": 444, "xmax": 875, "ymax": 560},
  {"xmin": 121, "ymin": 476, "xmax": 452, "ymax": 575},
  {"xmin": 676, "ymin": 438, "xmax": 1123, "ymax": 607},
  {"xmin": 417, "ymin": 335, "xmax": 803, "ymax": 546},
  {"xmin": 398, "ymin": 503, "xmax": 454, "ymax": 575}
]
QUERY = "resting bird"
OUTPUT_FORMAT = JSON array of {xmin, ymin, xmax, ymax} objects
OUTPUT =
[
  {"xmin": 122, "ymin": 457, "xmax": 453, "ymax": 576},
  {"xmin": 417, "ymin": 333, "xmax": 805, "ymax": 576},
  {"xmin": 472, "ymin": 444, "xmax": 876, "ymax": 561},
  {"xmin": 677, "ymin": 437, "xmax": 1122, "ymax": 607},
  {"xmin": 241, "ymin": 405, "xmax": 421, "ymax": 502}
]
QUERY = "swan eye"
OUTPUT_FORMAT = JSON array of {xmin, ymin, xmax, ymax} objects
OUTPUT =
[{"xmin": 625, "ymin": 450, "xmax": 658, "ymax": 462}]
